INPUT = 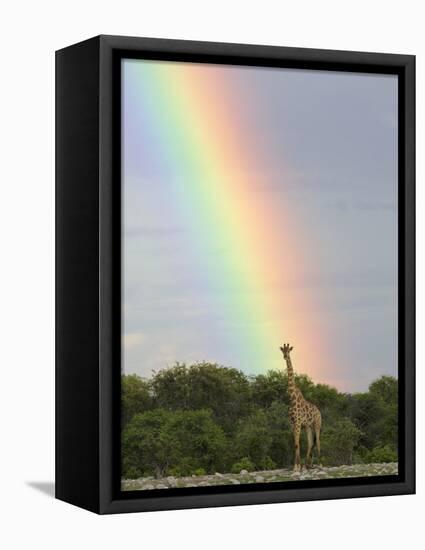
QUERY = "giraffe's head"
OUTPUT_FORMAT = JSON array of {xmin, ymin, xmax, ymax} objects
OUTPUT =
[{"xmin": 280, "ymin": 343, "xmax": 293, "ymax": 360}]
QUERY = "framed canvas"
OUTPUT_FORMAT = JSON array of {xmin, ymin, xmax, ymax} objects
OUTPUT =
[{"xmin": 56, "ymin": 35, "xmax": 415, "ymax": 514}]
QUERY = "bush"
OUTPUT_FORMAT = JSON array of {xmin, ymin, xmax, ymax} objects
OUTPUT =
[
  {"xmin": 264, "ymin": 401, "xmax": 293, "ymax": 468},
  {"xmin": 231, "ymin": 457, "xmax": 255, "ymax": 473},
  {"xmin": 122, "ymin": 409, "xmax": 179, "ymax": 478},
  {"xmin": 234, "ymin": 409, "xmax": 272, "ymax": 469},
  {"xmin": 166, "ymin": 466, "xmax": 184, "ymax": 477},
  {"xmin": 321, "ymin": 419, "xmax": 362, "ymax": 465},
  {"xmin": 122, "ymin": 408, "xmax": 227, "ymax": 478},
  {"xmin": 364, "ymin": 444, "xmax": 398, "ymax": 463},
  {"xmin": 259, "ymin": 456, "xmax": 277, "ymax": 470},
  {"xmin": 124, "ymin": 467, "xmax": 143, "ymax": 479}
]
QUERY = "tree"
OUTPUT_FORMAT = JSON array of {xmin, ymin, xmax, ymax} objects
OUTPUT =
[
  {"xmin": 321, "ymin": 418, "xmax": 362, "ymax": 465},
  {"xmin": 251, "ymin": 370, "xmax": 288, "ymax": 408},
  {"xmin": 121, "ymin": 374, "xmax": 153, "ymax": 426},
  {"xmin": 233, "ymin": 409, "xmax": 273, "ymax": 469},
  {"xmin": 367, "ymin": 376, "xmax": 398, "ymax": 457},
  {"xmin": 151, "ymin": 362, "xmax": 251, "ymax": 433},
  {"xmin": 307, "ymin": 383, "xmax": 348, "ymax": 422},
  {"xmin": 122, "ymin": 409, "xmax": 178, "ymax": 478},
  {"xmin": 369, "ymin": 376, "xmax": 398, "ymax": 403},
  {"xmin": 348, "ymin": 376, "xmax": 398, "ymax": 452},
  {"xmin": 169, "ymin": 409, "xmax": 228, "ymax": 474},
  {"xmin": 264, "ymin": 401, "xmax": 293, "ymax": 468},
  {"xmin": 122, "ymin": 408, "xmax": 227, "ymax": 478}
]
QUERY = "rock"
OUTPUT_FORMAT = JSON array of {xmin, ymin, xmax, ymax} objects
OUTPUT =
[
  {"xmin": 121, "ymin": 462, "xmax": 400, "ymax": 492},
  {"xmin": 166, "ymin": 476, "xmax": 178, "ymax": 487}
]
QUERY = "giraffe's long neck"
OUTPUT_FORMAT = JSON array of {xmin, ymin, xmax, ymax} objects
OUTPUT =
[{"xmin": 285, "ymin": 355, "xmax": 298, "ymax": 403}]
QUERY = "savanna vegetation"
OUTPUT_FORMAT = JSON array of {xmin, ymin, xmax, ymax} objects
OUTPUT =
[{"xmin": 122, "ymin": 363, "xmax": 398, "ymax": 479}]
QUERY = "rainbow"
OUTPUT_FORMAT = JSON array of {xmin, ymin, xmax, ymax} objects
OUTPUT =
[{"xmin": 122, "ymin": 58, "xmax": 332, "ymax": 382}]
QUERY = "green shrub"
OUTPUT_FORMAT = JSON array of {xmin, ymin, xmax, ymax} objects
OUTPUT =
[
  {"xmin": 234, "ymin": 410, "xmax": 272, "ymax": 469},
  {"xmin": 321, "ymin": 419, "xmax": 362, "ymax": 465},
  {"xmin": 259, "ymin": 456, "xmax": 277, "ymax": 470},
  {"xmin": 124, "ymin": 466, "xmax": 142, "ymax": 479},
  {"xmin": 231, "ymin": 457, "xmax": 255, "ymax": 473},
  {"xmin": 166, "ymin": 466, "xmax": 184, "ymax": 477},
  {"xmin": 122, "ymin": 408, "xmax": 227, "ymax": 478},
  {"xmin": 365, "ymin": 444, "xmax": 397, "ymax": 463}
]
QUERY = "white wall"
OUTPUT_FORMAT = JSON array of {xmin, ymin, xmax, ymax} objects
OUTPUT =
[{"xmin": 1, "ymin": 1, "xmax": 422, "ymax": 548}]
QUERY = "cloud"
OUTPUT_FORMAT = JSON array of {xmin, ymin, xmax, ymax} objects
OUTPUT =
[
  {"xmin": 329, "ymin": 199, "xmax": 396, "ymax": 212},
  {"xmin": 123, "ymin": 332, "xmax": 146, "ymax": 350}
]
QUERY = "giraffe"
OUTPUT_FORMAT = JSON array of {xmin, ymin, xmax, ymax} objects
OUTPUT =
[{"xmin": 280, "ymin": 343, "xmax": 322, "ymax": 471}]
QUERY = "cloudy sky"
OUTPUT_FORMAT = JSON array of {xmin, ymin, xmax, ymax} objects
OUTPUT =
[{"xmin": 122, "ymin": 60, "xmax": 398, "ymax": 392}]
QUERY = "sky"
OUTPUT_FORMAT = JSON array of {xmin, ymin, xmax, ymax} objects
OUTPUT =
[{"xmin": 122, "ymin": 58, "xmax": 398, "ymax": 393}]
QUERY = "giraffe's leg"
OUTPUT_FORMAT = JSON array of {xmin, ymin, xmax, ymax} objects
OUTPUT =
[
  {"xmin": 306, "ymin": 427, "xmax": 314, "ymax": 468},
  {"xmin": 311, "ymin": 429, "xmax": 317, "ymax": 466},
  {"xmin": 293, "ymin": 425, "xmax": 301, "ymax": 472},
  {"xmin": 315, "ymin": 425, "xmax": 322, "ymax": 467}
]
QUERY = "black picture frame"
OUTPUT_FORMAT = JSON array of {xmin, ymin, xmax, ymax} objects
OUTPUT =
[{"xmin": 56, "ymin": 35, "xmax": 415, "ymax": 514}]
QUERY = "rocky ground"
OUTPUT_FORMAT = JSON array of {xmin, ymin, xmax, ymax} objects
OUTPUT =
[{"xmin": 122, "ymin": 462, "xmax": 398, "ymax": 491}]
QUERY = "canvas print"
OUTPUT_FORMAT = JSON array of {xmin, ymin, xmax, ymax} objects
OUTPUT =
[{"xmin": 120, "ymin": 59, "xmax": 398, "ymax": 491}]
